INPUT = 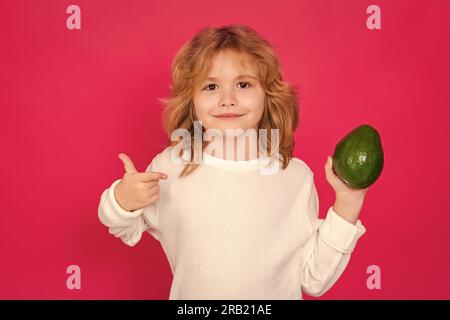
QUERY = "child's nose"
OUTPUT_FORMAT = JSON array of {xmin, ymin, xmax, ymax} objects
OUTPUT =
[
  {"xmin": 220, "ymin": 101, "xmax": 235, "ymax": 107},
  {"xmin": 219, "ymin": 94, "xmax": 237, "ymax": 107}
]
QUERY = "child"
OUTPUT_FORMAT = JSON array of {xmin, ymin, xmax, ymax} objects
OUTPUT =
[{"xmin": 98, "ymin": 24, "xmax": 368, "ymax": 300}]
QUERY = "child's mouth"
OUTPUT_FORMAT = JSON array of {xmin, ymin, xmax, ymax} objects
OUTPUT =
[{"xmin": 214, "ymin": 113, "xmax": 245, "ymax": 120}]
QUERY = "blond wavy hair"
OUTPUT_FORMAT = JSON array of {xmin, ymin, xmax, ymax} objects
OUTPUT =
[{"xmin": 158, "ymin": 24, "xmax": 300, "ymax": 178}]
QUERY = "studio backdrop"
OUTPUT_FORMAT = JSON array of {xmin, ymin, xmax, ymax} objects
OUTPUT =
[{"xmin": 1, "ymin": 0, "xmax": 449, "ymax": 299}]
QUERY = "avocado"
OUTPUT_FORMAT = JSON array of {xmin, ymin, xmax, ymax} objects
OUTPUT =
[{"xmin": 332, "ymin": 124, "xmax": 384, "ymax": 189}]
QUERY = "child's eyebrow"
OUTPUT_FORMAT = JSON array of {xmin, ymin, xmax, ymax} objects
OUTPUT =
[{"xmin": 204, "ymin": 75, "xmax": 258, "ymax": 82}]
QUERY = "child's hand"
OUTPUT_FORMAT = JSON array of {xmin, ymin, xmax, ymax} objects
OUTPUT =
[
  {"xmin": 324, "ymin": 156, "xmax": 368, "ymax": 224},
  {"xmin": 114, "ymin": 153, "xmax": 168, "ymax": 212}
]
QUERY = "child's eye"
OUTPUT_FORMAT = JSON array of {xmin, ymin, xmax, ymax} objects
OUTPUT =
[
  {"xmin": 204, "ymin": 84, "xmax": 218, "ymax": 91},
  {"xmin": 238, "ymin": 81, "xmax": 252, "ymax": 89}
]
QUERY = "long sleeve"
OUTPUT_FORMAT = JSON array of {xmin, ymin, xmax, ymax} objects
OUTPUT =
[
  {"xmin": 97, "ymin": 160, "xmax": 160, "ymax": 247},
  {"xmin": 299, "ymin": 173, "xmax": 366, "ymax": 297}
]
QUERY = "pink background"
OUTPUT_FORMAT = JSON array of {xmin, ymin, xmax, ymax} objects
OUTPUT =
[{"xmin": 1, "ymin": 0, "xmax": 449, "ymax": 299}]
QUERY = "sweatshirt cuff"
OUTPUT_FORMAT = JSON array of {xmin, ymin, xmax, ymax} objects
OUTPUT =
[
  {"xmin": 107, "ymin": 179, "xmax": 145, "ymax": 222},
  {"xmin": 318, "ymin": 206, "xmax": 367, "ymax": 254}
]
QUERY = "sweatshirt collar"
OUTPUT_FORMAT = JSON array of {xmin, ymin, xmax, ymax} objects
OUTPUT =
[{"xmin": 202, "ymin": 150, "xmax": 275, "ymax": 172}]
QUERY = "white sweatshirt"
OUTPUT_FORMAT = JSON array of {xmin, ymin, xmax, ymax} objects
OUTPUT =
[{"xmin": 98, "ymin": 146, "xmax": 366, "ymax": 299}]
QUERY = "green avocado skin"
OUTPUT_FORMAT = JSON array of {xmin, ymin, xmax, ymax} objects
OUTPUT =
[{"xmin": 332, "ymin": 124, "xmax": 384, "ymax": 189}]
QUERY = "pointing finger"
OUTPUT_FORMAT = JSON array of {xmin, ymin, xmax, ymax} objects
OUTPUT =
[{"xmin": 138, "ymin": 171, "xmax": 168, "ymax": 181}]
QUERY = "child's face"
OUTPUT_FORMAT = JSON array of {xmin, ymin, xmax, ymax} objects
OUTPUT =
[{"xmin": 192, "ymin": 50, "xmax": 265, "ymax": 137}]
